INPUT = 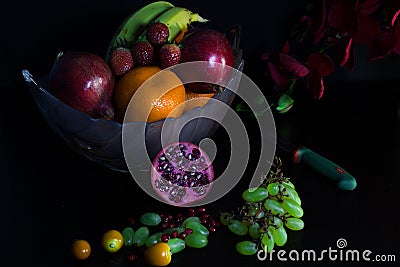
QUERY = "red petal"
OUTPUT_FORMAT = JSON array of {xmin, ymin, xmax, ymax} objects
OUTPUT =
[
  {"xmin": 392, "ymin": 9, "xmax": 400, "ymax": 26},
  {"xmin": 392, "ymin": 25, "xmax": 400, "ymax": 54},
  {"xmin": 357, "ymin": 0, "xmax": 382, "ymax": 16},
  {"xmin": 267, "ymin": 61, "xmax": 290, "ymax": 88},
  {"xmin": 328, "ymin": 0, "xmax": 358, "ymax": 33},
  {"xmin": 386, "ymin": 0, "xmax": 400, "ymax": 26},
  {"xmin": 368, "ymin": 31, "xmax": 394, "ymax": 60},
  {"xmin": 307, "ymin": 70, "xmax": 325, "ymax": 100},
  {"xmin": 347, "ymin": 45, "xmax": 355, "ymax": 71},
  {"xmin": 278, "ymin": 52, "xmax": 310, "ymax": 77},
  {"xmin": 307, "ymin": 52, "xmax": 335, "ymax": 76},
  {"xmin": 340, "ymin": 37, "xmax": 353, "ymax": 67},
  {"xmin": 352, "ymin": 16, "xmax": 382, "ymax": 44}
]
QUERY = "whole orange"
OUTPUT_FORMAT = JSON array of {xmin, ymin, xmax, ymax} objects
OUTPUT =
[{"xmin": 114, "ymin": 66, "xmax": 186, "ymax": 123}]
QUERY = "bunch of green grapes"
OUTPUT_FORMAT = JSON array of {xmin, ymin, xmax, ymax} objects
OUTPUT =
[{"xmin": 220, "ymin": 158, "xmax": 304, "ymax": 256}]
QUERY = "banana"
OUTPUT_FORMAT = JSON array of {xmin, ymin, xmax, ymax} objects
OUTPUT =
[
  {"xmin": 138, "ymin": 6, "xmax": 208, "ymax": 43},
  {"xmin": 105, "ymin": 1, "xmax": 175, "ymax": 62}
]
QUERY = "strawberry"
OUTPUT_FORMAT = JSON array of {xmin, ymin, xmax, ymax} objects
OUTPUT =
[
  {"xmin": 146, "ymin": 22, "xmax": 169, "ymax": 45},
  {"xmin": 109, "ymin": 47, "xmax": 134, "ymax": 76},
  {"xmin": 159, "ymin": 44, "xmax": 181, "ymax": 68},
  {"xmin": 132, "ymin": 41, "xmax": 154, "ymax": 66}
]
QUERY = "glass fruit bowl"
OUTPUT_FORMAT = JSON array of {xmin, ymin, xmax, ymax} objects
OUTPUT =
[{"xmin": 22, "ymin": 26, "xmax": 244, "ymax": 173}]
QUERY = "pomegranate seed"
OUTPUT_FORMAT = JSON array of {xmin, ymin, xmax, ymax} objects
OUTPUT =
[
  {"xmin": 187, "ymin": 208, "xmax": 195, "ymax": 215},
  {"xmin": 208, "ymin": 218, "xmax": 216, "ymax": 227},
  {"xmin": 201, "ymin": 213, "xmax": 210, "ymax": 219},
  {"xmin": 167, "ymin": 214, "xmax": 173, "ymax": 220},
  {"xmin": 208, "ymin": 226, "xmax": 216, "ymax": 233},
  {"xmin": 171, "ymin": 230, "xmax": 179, "ymax": 238},
  {"xmin": 161, "ymin": 233, "xmax": 170, "ymax": 242},
  {"xmin": 160, "ymin": 222, "xmax": 169, "ymax": 229},
  {"xmin": 184, "ymin": 228, "xmax": 193, "ymax": 235},
  {"xmin": 160, "ymin": 213, "xmax": 166, "ymax": 218},
  {"xmin": 128, "ymin": 254, "xmax": 137, "ymax": 261},
  {"xmin": 169, "ymin": 223, "xmax": 176, "ymax": 228},
  {"xmin": 197, "ymin": 207, "xmax": 206, "ymax": 214},
  {"xmin": 178, "ymin": 232, "xmax": 187, "ymax": 239}
]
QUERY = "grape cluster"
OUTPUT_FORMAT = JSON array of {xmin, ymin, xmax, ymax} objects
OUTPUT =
[
  {"xmin": 220, "ymin": 157, "xmax": 305, "ymax": 256},
  {"xmin": 121, "ymin": 207, "xmax": 220, "ymax": 261}
]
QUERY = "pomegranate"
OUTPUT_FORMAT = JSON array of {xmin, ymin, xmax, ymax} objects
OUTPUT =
[
  {"xmin": 48, "ymin": 51, "xmax": 115, "ymax": 119},
  {"xmin": 151, "ymin": 142, "xmax": 214, "ymax": 206},
  {"xmin": 180, "ymin": 28, "xmax": 235, "ymax": 93}
]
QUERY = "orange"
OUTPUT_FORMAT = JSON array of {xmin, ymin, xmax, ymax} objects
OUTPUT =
[
  {"xmin": 114, "ymin": 66, "xmax": 186, "ymax": 123},
  {"xmin": 183, "ymin": 90, "xmax": 215, "ymax": 113},
  {"xmin": 71, "ymin": 239, "xmax": 91, "ymax": 260}
]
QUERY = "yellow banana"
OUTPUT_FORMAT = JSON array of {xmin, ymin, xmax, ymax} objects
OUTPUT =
[
  {"xmin": 105, "ymin": 1, "xmax": 175, "ymax": 62},
  {"xmin": 139, "ymin": 6, "xmax": 208, "ymax": 43}
]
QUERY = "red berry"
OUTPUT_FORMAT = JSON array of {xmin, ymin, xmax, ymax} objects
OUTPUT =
[
  {"xmin": 159, "ymin": 44, "xmax": 181, "ymax": 68},
  {"xmin": 197, "ymin": 207, "xmax": 206, "ymax": 214},
  {"xmin": 109, "ymin": 47, "xmax": 134, "ymax": 76},
  {"xmin": 208, "ymin": 226, "xmax": 216, "ymax": 233},
  {"xmin": 146, "ymin": 22, "xmax": 169, "ymax": 45},
  {"xmin": 132, "ymin": 41, "xmax": 154, "ymax": 66}
]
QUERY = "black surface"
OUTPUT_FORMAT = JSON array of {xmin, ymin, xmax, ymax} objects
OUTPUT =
[{"xmin": 2, "ymin": 0, "xmax": 400, "ymax": 266}]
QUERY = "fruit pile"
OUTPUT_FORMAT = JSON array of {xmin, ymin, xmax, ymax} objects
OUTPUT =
[
  {"xmin": 71, "ymin": 207, "xmax": 220, "ymax": 266},
  {"xmin": 48, "ymin": 1, "xmax": 235, "ymax": 124},
  {"xmin": 220, "ymin": 157, "xmax": 305, "ymax": 256}
]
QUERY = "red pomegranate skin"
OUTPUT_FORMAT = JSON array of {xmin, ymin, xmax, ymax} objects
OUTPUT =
[
  {"xmin": 49, "ymin": 52, "xmax": 115, "ymax": 119},
  {"xmin": 180, "ymin": 29, "xmax": 235, "ymax": 93}
]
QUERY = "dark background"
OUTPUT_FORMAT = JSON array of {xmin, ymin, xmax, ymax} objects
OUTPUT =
[{"xmin": 1, "ymin": 0, "xmax": 399, "ymax": 266}]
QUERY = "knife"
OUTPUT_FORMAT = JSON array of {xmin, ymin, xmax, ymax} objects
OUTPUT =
[{"xmin": 277, "ymin": 137, "xmax": 357, "ymax": 190}]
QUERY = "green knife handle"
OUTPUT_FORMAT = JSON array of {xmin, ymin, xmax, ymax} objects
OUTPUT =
[{"xmin": 293, "ymin": 147, "xmax": 357, "ymax": 190}]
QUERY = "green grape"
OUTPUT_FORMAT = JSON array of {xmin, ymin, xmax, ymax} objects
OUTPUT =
[
  {"xmin": 228, "ymin": 219, "xmax": 248, "ymax": 236},
  {"xmin": 122, "ymin": 227, "xmax": 134, "ymax": 247},
  {"xmin": 273, "ymin": 216, "xmax": 283, "ymax": 227},
  {"xmin": 272, "ymin": 226, "xmax": 287, "ymax": 246},
  {"xmin": 163, "ymin": 227, "xmax": 184, "ymax": 234},
  {"xmin": 186, "ymin": 221, "xmax": 209, "ymax": 236},
  {"xmin": 249, "ymin": 223, "xmax": 261, "ymax": 239},
  {"xmin": 282, "ymin": 180, "xmax": 295, "ymax": 190},
  {"xmin": 285, "ymin": 217, "xmax": 304, "ymax": 231},
  {"xmin": 261, "ymin": 231, "xmax": 274, "ymax": 253},
  {"xmin": 167, "ymin": 238, "xmax": 185, "ymax": 253},
  {"xmin": 219, "ymin": 213, "xmax": 232, "ymax": 226},
  {"xmin": 282, "ymin": 185, "xmax": 301, "ymax": 205},
  {"xmin": 264, "ymin": 199, "xmax": 285, "ymax": 215},
  {"xmin": 256, "ymin": 210, "xmax": 265, "ymax": 219},
  {"xmin": 139, "ymin": 212, "xmax": 161, "ymax": 226},
  {"xmin": 267, "ymin": 183, "xmax": 280, "ymax": 196},
  {"xmin": 132, "ymin": 226, "xmax": 149, "ymax": 247},
  {"xmin": 248, "ymin": 207, "xmax": 258, "ymax": 216},
  {"xmin": 145, "ymin": 232, "xmax": 163, "ymax": 248},
  {"xmin": 242, "ymin": 187, "xmax": 269, "ymax": 202},
  {"xmin": 282, "ymin": 198, "xmax": 304, "ymax": 218},
  {"xmin": 181, "ymin": 216, "xmax": 201, "ymax": 228},
  {"xmin": 184, "ymin": 233, "xmax": 208, "ymax": 248},
  {"xmin": 235, "ymin": 241, "xmax": 258, "ymax": 255}
]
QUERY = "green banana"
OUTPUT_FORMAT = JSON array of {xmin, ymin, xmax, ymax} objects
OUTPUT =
[
  {"xmin": 105, "ymin": 1, "xmax": 175, "ymax": 62},
  {"xmin": 138, "ymin": 6, "xmax": 208, "ymax": 43}
]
